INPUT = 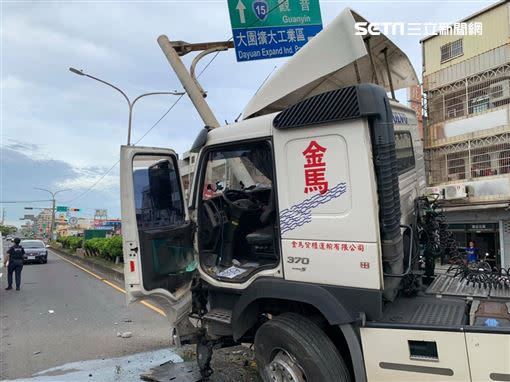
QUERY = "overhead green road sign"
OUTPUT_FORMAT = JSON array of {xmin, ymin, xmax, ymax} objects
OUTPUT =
[
  {"xmin": 228, "ymin": 0, "xmax": 322, "ymax": 29},
  {"xmin": 56, "ymin": 206, "xmax": 68, "ymax": 212},
  {"xmin": 227, "ymin": 0, "xmax": 322, "ymax": 62}
]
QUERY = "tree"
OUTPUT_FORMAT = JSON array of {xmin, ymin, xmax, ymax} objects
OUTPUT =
[{"xmin": 0, "ymin": 225, "xmax": 17, "ymax": 236}]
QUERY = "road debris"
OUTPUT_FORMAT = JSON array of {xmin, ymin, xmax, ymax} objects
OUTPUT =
[{"xmin": 120, "ymin": 331, "xmax": 133, "ymax": 338}]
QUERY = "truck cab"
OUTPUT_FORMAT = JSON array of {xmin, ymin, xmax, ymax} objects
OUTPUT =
[{"xmin": 120, "ymin": 8, "xmax": 510, "ymax": 382}]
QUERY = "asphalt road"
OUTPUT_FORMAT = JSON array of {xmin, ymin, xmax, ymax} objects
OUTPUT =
[{"xmin": 0, "ymin": 247, "xmax": 174, "ymax": 380}]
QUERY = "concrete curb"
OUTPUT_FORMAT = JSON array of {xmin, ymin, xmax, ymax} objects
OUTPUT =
[{"xmin": 50, "ymin": 246, "xmax": 125, "ymax": 283}]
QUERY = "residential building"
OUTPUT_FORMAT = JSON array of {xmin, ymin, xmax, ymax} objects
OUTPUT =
[
  {"xmin": 407, "ymin": 84, "xmax": 424, "ymax": 138},
  {"xmin": 34, "ymin": 208, "xmax": 53, "ymax": 238},
  {"xmin": 180, "ymin": 150, "xmax": 199, "ymax": 201},
  {"xmin": 421, "ymin": 0, "xmax": 510, "ymax": 267}
]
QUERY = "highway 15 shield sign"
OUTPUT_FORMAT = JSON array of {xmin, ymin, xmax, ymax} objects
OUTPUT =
[{"xmin": 227, "ymin": 0, "xmax": 322, "ymax": 62}]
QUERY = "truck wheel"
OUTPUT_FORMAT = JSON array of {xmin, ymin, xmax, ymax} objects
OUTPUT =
[{"xmin": 255, "ymin": 313, "xmax": 351, "ymax": 382}]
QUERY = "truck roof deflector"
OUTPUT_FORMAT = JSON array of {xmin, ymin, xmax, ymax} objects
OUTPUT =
[{"xmin": 242, "ymin": 8, "xmax": 418, "ymax": 119}]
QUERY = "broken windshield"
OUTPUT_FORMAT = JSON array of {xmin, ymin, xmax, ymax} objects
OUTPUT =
[{"xmin": 203, "ymin": 142, "xmax": 273, "ymax": 198}]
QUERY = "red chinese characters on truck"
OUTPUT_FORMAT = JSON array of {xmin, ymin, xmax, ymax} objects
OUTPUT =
[{"xmin": 303, "ymin": 140, "xmax": 328, "ymax": 194}]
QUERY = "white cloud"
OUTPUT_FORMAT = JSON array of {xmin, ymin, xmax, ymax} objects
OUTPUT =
[
  {"xmin": 54, "ymin": 166, "xmax": 119, "ymax": 192},
  {"xmin": 0, "ymin": 75, "xmax": 33, "ymax": 91},
  {"xmin": 3, "ymin": 15, "xmax": 115, "ymax": 61}
]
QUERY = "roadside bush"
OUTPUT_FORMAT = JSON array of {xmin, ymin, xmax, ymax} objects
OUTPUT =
[
  {"xmin": 104, "ymin": 235, "xmax": 123, "ymax": 261},
  {"xmin": 57, "ymin": 236, "xmax": 83, "ymax": 252},
  {"xmin": 84, "ymin": 238, "xmax": 102, "ymax": 256},
  {"xmin": 83, "ymin": 236, "xmax": 123, "ymax": 262}
]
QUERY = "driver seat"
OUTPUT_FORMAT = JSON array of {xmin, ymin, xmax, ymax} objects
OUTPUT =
[
  {"xmin": 245, "ymin": 190, "xmax": 276, "ymax": 256},
  {"xmin": 246, "ymin": 225, "xmax": 274, "ymax": 246},
  {"xmin": 246, "ymin": 226, "xmax": 274, "ymax": 258}
]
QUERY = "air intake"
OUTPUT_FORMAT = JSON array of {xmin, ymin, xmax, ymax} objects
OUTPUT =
[{"xmin": 273, "ymin": 86, "xmax": 360, "ymax": 129}]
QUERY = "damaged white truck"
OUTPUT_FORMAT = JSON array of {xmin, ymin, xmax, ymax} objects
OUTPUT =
[{"xmin": 120, "ymin": 9, "xmax": 510, "ymax": 382}]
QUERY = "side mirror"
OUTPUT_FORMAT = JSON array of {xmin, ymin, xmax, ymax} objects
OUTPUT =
[{"xmin": 149, "ymin": 160, "xmax": 174, "ymax": 210}]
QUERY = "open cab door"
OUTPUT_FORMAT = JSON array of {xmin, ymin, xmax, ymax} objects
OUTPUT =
[{"xmin": 120, "ymin": 145, "xmax": 197, "ymax": 342}]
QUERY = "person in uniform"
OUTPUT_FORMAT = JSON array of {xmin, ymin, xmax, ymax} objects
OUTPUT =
[{"xmin": 4, "ymin": 237, "xmax": 25, "ymax": 291}]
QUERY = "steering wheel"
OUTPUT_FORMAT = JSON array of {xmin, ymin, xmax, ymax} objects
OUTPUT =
[{"xmin": 222, "ymin": 189, "xmax": 260, "ymax": 212}]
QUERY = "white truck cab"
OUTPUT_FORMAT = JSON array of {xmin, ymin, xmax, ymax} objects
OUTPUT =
[{"xmin": 120, "ymin": 9, "xmax": 510, "ymax": 382}]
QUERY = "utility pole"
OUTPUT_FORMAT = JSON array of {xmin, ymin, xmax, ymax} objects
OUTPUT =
[
  {"xmin": 156, "ymin": 36, "xmax": 230, "ymax": 128},
  {"xmin": 51, "ymin": 199, "xmax": 56, "ymax": 240},
  {"xmin": 1, "ymin": 208, "xmax": 5, "ymax": 225},
  {"xmin": 34, "ymin": 188, "xmax": 70, "ymax": 241},
  {"xmin": 157, "ymin": 37, "xmax": 256, "ymax": 186}
]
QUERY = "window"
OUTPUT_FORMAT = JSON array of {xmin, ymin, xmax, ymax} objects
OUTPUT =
[
  {"xmin": 133, "ymin": 155, "xmax": 185, "ymax": 230},
  {"xmin": 500, "ymin": 150, "xmax": 510, "ymax": 174},
  {"xmin": 132, "ymin": 154, "xmax": 194, "ymax": 292},
  {"xmin": 21, "ymin": 240, "xmax": 45, "ymax": 248},
  {"xmin": 447, "ymin": 153, "xmax": 466, "ymax": 181},
  {"xmin": 491, "ymin": 84, "xmax": 504, "ymax": 99},
  {"xmin": 395, "ymin": 131, "xmax": 415, "ymax": 175},
  {"xmin": 471, "ymin": 153, "xmax": 493, "ymax": 178},
  {"xmin": 202, "ymin": 142, "xmax": 273, "ymax": 199},
  {"xmin": 440, "ymin": 39, "xmax": 463, "ymax": 63},
  {"xmin": 444, "ymin": 90, "xmax": 466, "ymax": 120},
  {"xmin": 469, "ymin": 95, "xmax": 490, "ymax": 114}
]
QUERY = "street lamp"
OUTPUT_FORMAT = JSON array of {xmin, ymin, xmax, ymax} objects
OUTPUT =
[
  {"xmin": 68, "ymin": 67, "xmax": 184, "ymax": 145},
  {"xmin": 34, "ymin": 188, "xmax": 71, "ymax": 241}
]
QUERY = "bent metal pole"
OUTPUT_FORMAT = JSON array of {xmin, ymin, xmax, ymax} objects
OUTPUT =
[{"xmin": 157, "ymin": 35, "xmax": 220, "ymax": 129}]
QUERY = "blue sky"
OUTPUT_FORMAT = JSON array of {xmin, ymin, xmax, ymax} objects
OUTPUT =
[{"xmin": 0, "ymin": 0, "xmax": 495, "ymax": 226}]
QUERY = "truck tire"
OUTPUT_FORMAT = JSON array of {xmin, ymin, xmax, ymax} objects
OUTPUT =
[{"xmin": 255, "ymin": 313, "xmax": 351, "ymax": 382}]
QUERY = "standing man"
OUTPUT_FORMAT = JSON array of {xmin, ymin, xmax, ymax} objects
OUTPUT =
[{"xmin": 4, "ymin": 237, "xmax": 25, "ymax": 291}]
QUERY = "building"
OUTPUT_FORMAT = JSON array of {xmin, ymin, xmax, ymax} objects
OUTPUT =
[
  {"xmin": 421, "ymin": 0, "xmax": 510, "ymax": 267},
  {"xmin": 180, "ymin": 150, "xmax": 199, "ymax": 200},
  {"xmin": 34, "ymin": 208, "xmax": 53, "ymax": 238},
  {"xmin": 407, "ymin": 84, "xmax": 424, "ymax": 138},
  {"xmin": 56, "ymin": 216, "xmax": 93, "ymax": 237}
]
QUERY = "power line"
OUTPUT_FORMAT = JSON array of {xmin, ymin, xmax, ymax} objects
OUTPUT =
[
  {"xmin": 64, "ymin": 160, "xmax": 120, "ymax": 204},
  {"xmin": 235, "ymin": 64, "xmax": 277, "ymax": 122},
  {"xmin": 0, "ymin": 200, "xmax": 52, "ymax": 204},
  {"xmin": 133, "ymin": 94, "xmax": 185, "ymax": 144},
  {"xmin": 65, "ymin": 92, "xmax": 187, "ymax": 204},
  {"xmin": 64, "ymin": 52, "xmax": 216, "ymax": 204}
]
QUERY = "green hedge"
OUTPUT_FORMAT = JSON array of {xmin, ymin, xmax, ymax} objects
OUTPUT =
[
  {"xmin": 57, "ymin": 236, "xmax": 83, "ymax": 252},
  {"xmin": 83, "ymin": 236, "xmax": 123, "ymax": 262}
]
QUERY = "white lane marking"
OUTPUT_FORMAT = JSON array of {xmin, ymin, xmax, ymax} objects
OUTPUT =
[{"xmin": 50, "ymin": 250, "xmax": 166, "ymax": 317}]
